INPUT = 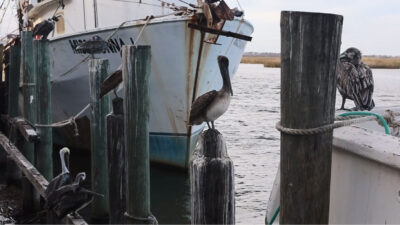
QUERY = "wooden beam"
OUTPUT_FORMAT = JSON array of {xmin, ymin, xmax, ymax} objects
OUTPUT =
[
  {"xmin": 0, "ymin": 131, "xmax": 88, "ymax": 225},
  {"xmin": 280, "ymin": 11, "xmax": 343, "ymax": 224},
  {"xmin": 13, "ymin": 117, "xmax": 39, "ymax": 143},
  {"xmin": 188, "ymin": 23, "xmax": 253, "ymax": 41}
]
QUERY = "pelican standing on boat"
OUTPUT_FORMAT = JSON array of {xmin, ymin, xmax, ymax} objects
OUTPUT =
[
  {"xmin": 337, "ymin": 47, "xmax": 375, "ymax": 111},
  {"xmin": 189, "ymin": 55, "xmax": 233, "ymax": 129}
]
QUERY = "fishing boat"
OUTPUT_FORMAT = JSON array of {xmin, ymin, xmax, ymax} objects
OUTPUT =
[
  {"xmin": 14, "ymin": 0, "xmax": 253, "ymax": 168},
  {"xmin": 266, "ymin": 106, "xmax": 400, "ymax": 224}
]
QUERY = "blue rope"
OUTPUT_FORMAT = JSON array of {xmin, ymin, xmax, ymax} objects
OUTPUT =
[{"xmin": 338, "ymin": 111, "xmax": 390, "ymax": 134}]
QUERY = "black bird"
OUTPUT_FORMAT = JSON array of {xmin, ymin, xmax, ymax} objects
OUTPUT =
[
  {"xmin": 45, "ymin": 147, "xmax": 71, "ymax": 202},
  {"xmin": 52, "ymin": 172, "xmax": 103, "ymax": 218},
  {"xmin": 75, "ymin": 35, "xmax": 109, "ymax": 57},
  {"xmin": 189, "ymin": 55, "xmax": 233, "ymax": 129},
  {"xmin": 337, "ymin": 47, "xmax": 375, "ymax": 110},
  {"xmin": 32, "ymin": 16, "xmax": 59, "ymax": 40}
]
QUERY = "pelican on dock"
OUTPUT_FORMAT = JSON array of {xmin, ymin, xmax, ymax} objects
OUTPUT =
[
  {"xmin": 32, "ymin": 16, "xmax": 59, "ymax": 40},
  {"xmin": 52, "ymin": 172, "xmax": 103, "ymax": 218},
  {"xmin": 189, "ymin": 55, "xmax": 233, "ymax": 129},
  {"xmin": 45, "ymin": 147, "xmax": 71, "ymax": 198},
  {"xmin": 337, "ymin": 47, "xmax": 375, "ymax": 111}
]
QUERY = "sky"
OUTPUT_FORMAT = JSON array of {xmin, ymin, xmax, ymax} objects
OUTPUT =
[
  {"xmin": 1, "ymin": 0, "xmax": 400, "ymax": 56},
  {"xmin": 229, "ymin": 0, "xmax": 400, "ymax": 56}
]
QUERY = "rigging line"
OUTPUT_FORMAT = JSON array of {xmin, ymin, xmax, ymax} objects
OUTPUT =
[
  {"xmin": 235, "ymin": 0, "xmax": 243, "ymax": 11},
  {"xmin": 109, "ymin": 0, "xmax": 167, "ymax": 9}
]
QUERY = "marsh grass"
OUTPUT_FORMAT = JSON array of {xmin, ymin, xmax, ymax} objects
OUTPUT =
[{"xmin": 241, "ymin": 56, "xmax": 400, "ymax": 69}]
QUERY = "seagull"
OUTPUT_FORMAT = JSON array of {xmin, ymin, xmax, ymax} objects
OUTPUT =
[
  {"xmin": 32, "ymin": 16, "xmax": 59, "ymax": 40},
  {"xmin": 45, "ymin": 147, "xmax": 72, "ymax": 202},
  {"xmin": 337, "ymin": 47, "xmax": 375, "ymax": 111},
  {"xmin": 75, "ymin": 35, "xmax": 109, "ymax": 57},
  {"xmin": 52, "ymin": 172, "xmax": 103, "ymax": 218},
  {"xmin": 189, "ymin": 55, "xmax": 233, "ymax": 129}
]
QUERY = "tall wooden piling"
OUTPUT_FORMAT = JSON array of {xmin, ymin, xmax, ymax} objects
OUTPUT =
[
  {"xmin": 107, "ymin": 97, "xmax": 126, "ymax": 224},
  {"xmin": 6, "ymin": 45, "xmax": 22, "ymax": 184},
  {"xmin": 123, "ymin": 45, "xmax": 157, "ymax": 224},
  {"xmin": 21, "ymin": 31, "xmax": 39, "ymax": 212},
  {"xmin": 89, "ymin": 58, "xmax": 110, "ymax": 219},
  {"xmin": 190, "ymin": 129, "xmax": 235, "ymax": 224},
  {"xmin": 280, "ymin": 11, "xmax": 343, "ymax": 224},
  {"xmin": 34, "ymin": 40, "xmax": 53, "ymax": 181}
]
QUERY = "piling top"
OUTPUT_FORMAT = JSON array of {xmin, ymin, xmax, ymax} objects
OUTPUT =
[
  {"xmin": 197, "ymin": 129, "xmax": 228, "ymax": 158},
  {"xmin": 281, "ymin": 10, "xmax": 343, "ymax": 20},
  {"xmin": 112, "ymin": 97, "xmax": 124, "ymax": 115}
]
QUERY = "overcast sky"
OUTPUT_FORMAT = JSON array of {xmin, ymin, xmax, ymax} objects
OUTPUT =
[
  {"xmin": 1, "ymin": 0, "xmax": 399, "ymax": 55},
  {"xmin": 230, "ymin": 0, "xmax": 400, "ymax": 56}
]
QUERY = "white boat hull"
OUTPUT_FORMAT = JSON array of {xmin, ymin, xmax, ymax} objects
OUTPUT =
[{"xmin": 49, "ymin": 18, "xmax": 253, "ymax": 168}]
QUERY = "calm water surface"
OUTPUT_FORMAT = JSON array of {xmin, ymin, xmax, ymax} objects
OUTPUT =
[{"xmin": 151, "ymin": 64, "xmax": 400, "ymax": 224}]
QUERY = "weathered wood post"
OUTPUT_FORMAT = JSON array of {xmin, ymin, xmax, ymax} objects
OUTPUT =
[
  {"xmin": 89, "ymin": 58, "xmax": 111, "ymax": 220},
  {"xmin": 0, "ymin": 44, "xmax": 5, "ymax": 183},
  {"xmin": 123, "ymin": 45, "xmax": 157, "ymax": 224},
  {"xmin": 107, "ymin": 97, "xmax": 126, "ymax": 224},
  {"xmin": 280, "ymin": 11, "xmax": 343, "ymax": 224},
  {"xmin": 6, "ymin": 45, "xmax": 22, "ymax": 184},
  {"xmin": 190, "ymin": 129, "xmax": 235, "ymax": 224},
  {"xmin": 34, "ymin": 39, "xmax": 53, "ymax": 181},
  {"xmin": 21, "ymin": 31, "xmax": 40, "ymax": 212}
]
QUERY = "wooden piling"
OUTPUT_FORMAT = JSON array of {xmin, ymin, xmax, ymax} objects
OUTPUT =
[
  {"xmin": 190, "ymin": 129, "xmax": 235, "ymax": 224},
  {"xmin": 34, "ymin": 39, "xmax": 53, "ymax": 181},
  {"xmin": 6, "ymin": 45, "xmax": 22, "ymax": 184},
  {"xmin": 280, "ymin": 11, "xmax": 343, "ymax": 224},
  {"xmin": 107, "ymin": 97, "xmax": 126, "ymax": 224},
  {"xmin": 123, "ymin": 45, "xmax": 157, "ymax": 224},
  {"xmin": 89, "ymin": 58, "xmax": 110, "ymax": 219},
  {"xmin": 21, "ymin": 31, "xmax": 40, "ymax": 212}
]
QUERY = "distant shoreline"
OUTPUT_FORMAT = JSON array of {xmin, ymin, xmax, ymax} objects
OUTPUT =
[{"xmin": 241, "ymin": 56, "xmax": 400, "ymax": 69}]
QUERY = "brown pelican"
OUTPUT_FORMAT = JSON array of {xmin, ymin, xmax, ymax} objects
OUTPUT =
[
  {"xmin": 52, "ymin": 172, "xmax": 103, "ymax": 218},
  {"xmin": 75, "ymin": 35, "xmax": 109, "ymax": 56},
  {"xmin": 32, "ymin": 16, "xmax": 59, "ymax": 40},
  {"xmin": 189, "ymin": 55, "xmax": 233, "ymax": 129},
  {"xmin": 337, "ymin": 47, "xmax": 375, "ymax": 110},
  {"xmin": 45, "ymin": 147, "xmax": 72, "ymax": 200}
]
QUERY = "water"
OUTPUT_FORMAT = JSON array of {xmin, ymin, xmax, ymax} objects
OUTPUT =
[{"xmin": 150, "ymin": 64, "xmax": 400, "ymax": 224}]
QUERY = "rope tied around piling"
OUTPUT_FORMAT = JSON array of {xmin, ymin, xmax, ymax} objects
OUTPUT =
[
  {"xmin": 124, "ymin": 212, "xmax": 158, "ymax": 224},
  {"xmin": 276, "ymin": 111, "xmax": 399, "ymax": 135}
]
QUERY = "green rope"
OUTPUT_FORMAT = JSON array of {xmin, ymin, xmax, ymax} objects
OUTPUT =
[
  {"xmin": 268, "ymin": 205, "xmax": 280, "ymax": 225},
  {"xmin": 338, "ymin": 111, "xmax": 390, "ymax": 134}
]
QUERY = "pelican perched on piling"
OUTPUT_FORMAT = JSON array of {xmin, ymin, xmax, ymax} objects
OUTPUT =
[
  {"xmin": 75, "ymin": 35, "xmax": 109, "ymax": 57},
  {"xmin": 52, "ymin": 172, "xmax": 103, "ymax": 218},
  {"xmin": 32, "ymin": 16, "xmax": 60, "ymax": 40},
  {"xmin": 189, "ymin": 55, "xmax": 233, "ymax": 129},
  {"xmin": 45, "ymin": 147, "xmax": 71, "ymax": 200},
  {"xmin": 337, "ymin": 47, "xmax": 375, "ymax": 111}
]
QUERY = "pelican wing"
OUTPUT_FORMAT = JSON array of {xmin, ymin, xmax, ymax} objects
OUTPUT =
[
  {"xmin": 351, "ymin": 63, "xmax": 374, "ymax": 110},
  {"xmin": 189, "ymin": 90, "xmax": 218, "ymax": 125},
  {"xmin": 337, "ymin": 62, "xmax": 356, "ymax": 100}
]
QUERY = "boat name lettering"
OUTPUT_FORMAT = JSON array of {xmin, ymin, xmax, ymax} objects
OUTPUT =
[{"xmin": 68, "ymin": 37, "xmax": 135, "ymax": 54}]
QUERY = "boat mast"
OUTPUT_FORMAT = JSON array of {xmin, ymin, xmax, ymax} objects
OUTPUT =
[{"xmin": 93, "ymin": 0, "xmax": 98, "ymax": 28}]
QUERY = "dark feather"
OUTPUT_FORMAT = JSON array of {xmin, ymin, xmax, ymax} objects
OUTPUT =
[
  {"xmin": 189, "ymin": 90, "xmax": 218, "ymax": 125},
  {"xmin": 45, "ymin": 173, "xmax": 72, "ymax": 208},
  {"xmin": 53, "ymin": 187, "xmax": 103, "ymax": 218},
  {"xmin": 32, "ymin": 19, "xmax": 55, "ymax": 39}
]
